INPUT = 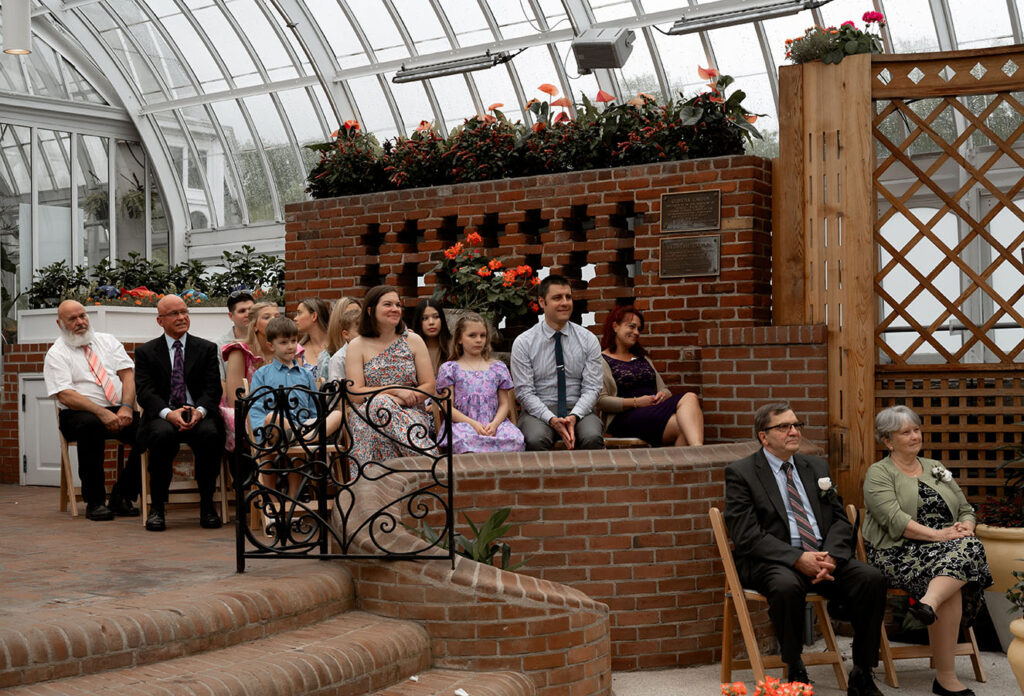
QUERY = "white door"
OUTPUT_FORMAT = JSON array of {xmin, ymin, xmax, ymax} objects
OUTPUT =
[{"xmin": 19, "ymin": 374, "xmax": 69, "ymax": 487}]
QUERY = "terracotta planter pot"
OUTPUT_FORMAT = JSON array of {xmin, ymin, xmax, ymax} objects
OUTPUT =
[
  {"xmin": 1009, "ymin": 617, "xmax": 1024, "ymax": 691},
  {"xmin": 976, "ymin": 524, "xmax": 1024, "ymax": 651}
]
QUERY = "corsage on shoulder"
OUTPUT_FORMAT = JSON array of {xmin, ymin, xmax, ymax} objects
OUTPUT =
[{"xmin": 930, "ymin": 465, "xmax": 953, "ymax": 483}]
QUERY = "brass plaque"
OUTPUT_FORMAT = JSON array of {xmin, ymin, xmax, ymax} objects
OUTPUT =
[
  {"xmin": 660, "ymin": 235, "xmax": 720, "ymax": 278},
  {"xmin": 660, "ymin": 190, "xmax": 721, "ymax": 232}
]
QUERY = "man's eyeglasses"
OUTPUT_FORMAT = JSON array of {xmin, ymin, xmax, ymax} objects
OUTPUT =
[
  {"xmin": 763, "ymin": 421, "xmax": 804, "ymax": 433},
  {"xmin": 159, "ymin": 309, "xmax": 189, "ymax": 318}
]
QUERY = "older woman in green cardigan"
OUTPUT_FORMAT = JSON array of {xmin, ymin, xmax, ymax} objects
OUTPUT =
[{"xmin": 862, "ymin": 405, "xmax": 991, "ymax": 696}]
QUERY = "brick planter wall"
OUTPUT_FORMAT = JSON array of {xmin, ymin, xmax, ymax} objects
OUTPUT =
[{"xmin": 285, "ymin": 156, "xmax": 773, "ymax": 393}]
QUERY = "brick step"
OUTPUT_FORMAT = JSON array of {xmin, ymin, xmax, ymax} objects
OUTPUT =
[
  {"xmin": 371, "ymin": 669, "xmax": 535, "ymax": 696},
  {"xmin": 0, "ymin": 563, "xmax": 354, "ymax": 689},
  {"xmin": 4, "ymin": 611, "xmax": 432, "ymax": 695}
]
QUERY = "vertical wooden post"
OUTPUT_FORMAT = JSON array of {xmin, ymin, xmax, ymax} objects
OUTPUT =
[{"xmin": 774, "ymin": 55, "xmax": 875, "ymax": 506}]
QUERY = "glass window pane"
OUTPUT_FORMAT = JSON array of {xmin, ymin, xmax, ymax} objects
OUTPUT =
[
  {"xmin": 879, "ymin": 0, "xmax": 940, "ymax": 52},
  {"xmin": 210, "ymin": 100, "xmax": 275, "ymax": 222},
  {"xmin": 25, "ymin": 44, "xmax": 69, "ymax": 99},
  {"xmin": 228, "ymin": 0, "xmax": 297, "ymax": 77},
  {"xmin": 948, "ymin": 0, "xmax": 1013, "ymax": 48},
  {"xmin": 77, "ymin": 135, "xmax": 110, "ymax": 268},
  {"xmin": 390, "ymin": 80, "xmax": 436, "ymax": 134},
  {"xmin": 37, "ymin": 129, "xmax": 72, "ymax": 270},
  {"xmin": 392, "ymin": 0, "xmax": 447, "ymax": 46},
  {"xmin": 428, "ymin": 74, "xmax": 477, "ymax": 132},
  {"xmin": 349, "ymin": 1, "xmax": 408, "ymax": 58},
  {"xmin": 319, "ymin": 3, "xmax": 370, "ymax": 69},
  {"xmin": 347, "ymin": 76, "xmax": 396, "ymax": 136},
  {"xmin": 243, "ymin": 94, "xmax": 304, "ymax": 206},
  {"xmin": 277, "ymin": 88, "xmax": 328, "ymax": 172},
  {"xmin": 484, "ymin": 0, "xmax": 544, "ymax": 39},
  {"xmin": 469, "ymin": 64, "xmax": 519, "ymax": 119},
  {"xmin": 614, "ymin": 32, "xmax": 665, "ymax": 102},
  {"xmin": 191, "ymin": 4, "xmax": 261, "ymax": 83},
  {"xmin": 0, "ymin": 54, "xmax": 29, "ymax": 93},
  {"xmin": 171, "ymin": 107, "xmax": 243, "ymax": 228},
  {"xmin": 159, "ymin": 11, "xmax": 224, "ymax": 89},
  {"xmin": 761, "ymin": 11, "xmax": 817, "ymax": 73},
  {"xmin": 1, "ymin": 124, "xmax": 31, "ymax": 326},
  {"xmin": 115, "ymin": 141, "xmax": 147, "ymax": 258}
]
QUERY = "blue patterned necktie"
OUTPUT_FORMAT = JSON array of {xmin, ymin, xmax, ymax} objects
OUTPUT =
[
  {"xmin": 170, "ymin": 339, "xmax": 186, "ymax": 408},
  {"xmin": 554, "ymin": 331, "xmax": 567, "ymax": 418}
]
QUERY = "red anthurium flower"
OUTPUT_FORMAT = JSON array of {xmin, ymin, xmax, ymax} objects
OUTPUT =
[
  {"xmin": 482, "ymin": 114, "xmax": 496, "ymax": 123},
  {"xmin": 697, "ymin": 65, "xmax": 719, "ymax": 80},
  {"xmin": 553, "ymin": 111, "xmax": 570, "ymax": 123},
  {"xmin": 415, "ymin": 120, "xmax": 432, "ymax": 132},
  {"xmin": 487, "ymin": 102, "xmax": 504, "ymax": 111},
  {"xmin": 595, "ymin": 89, "xmax": 614, "ymax": 103},
  {"xmin": 343, "ymin": 119, "xmax": 360, "ymax": 131},
  {"xmin": 330, "ymin": 129, "xmax": 339, "ymax": 138},
  {"xmin": 466, "ymin": 231, "xmax": 483, "ymax": 245},
  {"xmin": 550, "ymin": 96, "xmax": 572, "ymax": 108},
  {"xmin": 538, "ymin": 83, "xmax": 559, "ymax": 96},
  {"xmin": 744, "ymin": 114, "xmax": 758, "ymax": 124},
  {"xmin": 708, "ymin": 94, "xmax": 724, "ymax": 104}
]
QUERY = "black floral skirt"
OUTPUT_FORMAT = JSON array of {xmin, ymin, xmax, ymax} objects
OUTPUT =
[{"xmin": 865, "ymin": 482, "xmax": 992, "ymax": 625}]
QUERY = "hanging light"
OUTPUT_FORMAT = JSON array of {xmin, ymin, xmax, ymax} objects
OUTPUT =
[{"xmin": 3, "ymin": 0, "xmax": 32, "ymax": 55}]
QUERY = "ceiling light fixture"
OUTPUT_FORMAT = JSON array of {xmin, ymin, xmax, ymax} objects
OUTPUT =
[
  {"xmin": 667, "ymin": 0, "xmax": 833, "ymax": 35},
  {"xmin": 392, "ymin": 50, "xmax": 513, "ymax": 84},
  {"xmin": 3, "ymin": 0, "xmax": 32, "ymax": 55}
]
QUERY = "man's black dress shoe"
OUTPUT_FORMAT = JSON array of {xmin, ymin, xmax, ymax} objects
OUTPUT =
[
  {"xmin": 932, "ymin": 679, "xmax": 974, "ymax": 696},
  {"xmin": 199, "ymin": 503, "xmax": 222, "ymax": 529},
  {"xmin": 145, "ymin": 504, "xmax": 166, "ymax": 532},
  {"xmin": 787, "ymin": 662, "xmax": 812, "ymax": 685},
  {"xmin": 908, "ymin": 597, "xmax": 937, "ymax": 625},
  {"xmin": 108, "ymin": 493, "xmax": 140, "ymax": 517},
  {"xmin": 847, "ymin": 665, "xmax": 884, "ymax": 696},
  {"xmin": 85, "ymin": 503, "xmax": 114, "ymax": 521}
]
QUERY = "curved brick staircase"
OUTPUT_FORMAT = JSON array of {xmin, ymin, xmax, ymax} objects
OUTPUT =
[{"xmin": 0, "ymin": 563, "xmax": 534, "ymax": 695}]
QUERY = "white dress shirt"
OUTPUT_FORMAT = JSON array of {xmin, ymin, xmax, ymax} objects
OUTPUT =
[{"xmin": 44, "ymin": 332, "xmax": 133, "ymax": 408}]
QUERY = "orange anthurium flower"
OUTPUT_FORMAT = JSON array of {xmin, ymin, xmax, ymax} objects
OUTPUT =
[
  {"xmin": 697, "ymin": 65, "xmax": 719, "ymax": 80},
  {"xmin": 550, "ymin": 96, "xmax": 572, "ymax": 108},
  {"xmin": 532, "ymin": 121, "xmax": 546, "ymax": 133},
  {"xmin": 628, "ymin": 96, "xmax": 646, "ymax": 107},
  {"xmin": 708, "ymin": 94, "xmax": 724, "ymax": 104},
  {"xmin": 343, "ymin": 119, "xmax": 360, "ymax": 131},
  {"xmin": 487, "ymin": 102, "xmax": 504, "ymax": 111},
  {"xmin": 482, "ymin": 114, "xmax": 496, "ymax": 123},
  {"xmin": 744, "ymin": 114, "xmax": 758, "ymax": 124},
  {"xmin": 595, "ymin": 89, "xmax": 614, "ymax": 102},
  {"xmin": 415, "ymin": 120, "xmax": 432, "ymax": 132},
  {"xmin": 538, "ymin": 83, "xmax": 559, "ymax": 96},
  {"xmin": 553, "ymin": 111, "xmax": 570, "ymax": 123},
  {"xmin": 330, "ymin": 129, "xmax": 339, "ymax": 138}
]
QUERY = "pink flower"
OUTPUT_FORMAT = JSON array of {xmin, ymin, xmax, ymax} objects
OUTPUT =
[
  {"xmin": 537, "ymin": 83, "xmax": 559, "ymax": 96},
  {"xmin": 698, "ymin": 65, "xmax": 719, "ymax": 80},
  {"xmin": 553, "ymin": 111, "xmax": 570, "ymax": 123},
  {"xmin": 550, "ymin": 96, "xmax": 572, "ymax": 108},
  {"xmin": 841, "ymin": 20, "xmax": 855, "ymax": 27},
  {"xmin": 415, "ymin": 120, "xmax": 432, "ymax": 132},
  {"xmin": 862, "ymin": 11, "xmax": 885, "ymax": 24}
]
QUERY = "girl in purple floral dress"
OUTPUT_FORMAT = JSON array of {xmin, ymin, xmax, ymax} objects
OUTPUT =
[{"xmin": 436, "ymin": 313, "xmax": 524, "ymax": 454}]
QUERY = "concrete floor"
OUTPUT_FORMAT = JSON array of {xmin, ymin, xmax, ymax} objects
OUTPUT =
[{"xmin": 1, "ymin": 484, "xmax": 1016, "ymax": 694}]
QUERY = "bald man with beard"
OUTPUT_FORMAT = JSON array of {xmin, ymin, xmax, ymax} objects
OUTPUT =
[{"xmin": 44, "ymin": 300, "xmax": 141, "ymax": 520}]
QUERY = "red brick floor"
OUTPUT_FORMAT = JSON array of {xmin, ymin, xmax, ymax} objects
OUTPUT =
[{"xmin": 0, "ymin": 484, "xmax": 252, "ymax": 616}]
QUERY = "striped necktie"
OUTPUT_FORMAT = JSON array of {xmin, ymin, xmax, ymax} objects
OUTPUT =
[
  {"xmin": 781, "ymin": 461, "xmax": 819, "ymax": 551},
  {"xmin": 83, "ymin": 345, "xmax": 119, "ymax": 406}
]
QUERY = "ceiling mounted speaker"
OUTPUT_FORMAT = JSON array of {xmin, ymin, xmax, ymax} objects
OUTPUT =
[{"xmin": 572, "ymin": 28, "xmax": 634, "ymax": 74}]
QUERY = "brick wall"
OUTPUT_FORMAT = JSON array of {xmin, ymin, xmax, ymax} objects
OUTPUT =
[
  {"xmin": 285, "ymin": 156, "xmax": 773, "ymax": 392},
  {"xmin": 347, "ymin": 442, "xmax": 776, "ymax": 681}
]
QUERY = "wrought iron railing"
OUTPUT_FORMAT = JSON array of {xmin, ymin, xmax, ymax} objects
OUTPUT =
[{"xmin": 233, "ymin": 380, "xmax": 454, "ymax": 572}]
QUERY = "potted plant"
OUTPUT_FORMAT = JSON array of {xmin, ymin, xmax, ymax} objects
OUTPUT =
[
  {"xmin": 784, "ymin": 12, "xmax": 886, "ymax": 65},
  {"xmin": 429, "ymin": 231, "xmax": 540, "ymax": 337},
  {"xmin": 976, "ymin": 452, "xmax": 1024, "ymax": 651}
]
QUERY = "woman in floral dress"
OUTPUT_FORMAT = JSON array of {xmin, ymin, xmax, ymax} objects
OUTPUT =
[{"xmin": 345, "ymin": 286, "xmax": 437, "ymax": 473}]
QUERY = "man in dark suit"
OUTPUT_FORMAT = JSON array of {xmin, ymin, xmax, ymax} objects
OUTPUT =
[
  {"xmin": 136, "ymin": 294, "xmax": 224, "ymax": 531},
  {"xmin": 724, "ymin": 402, "xmax": 886, "ymax": 696}
]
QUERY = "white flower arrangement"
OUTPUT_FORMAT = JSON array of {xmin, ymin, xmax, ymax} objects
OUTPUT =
[{"xmin": 931, "ymin": 465, "xmax": 953, "ymax": 483}]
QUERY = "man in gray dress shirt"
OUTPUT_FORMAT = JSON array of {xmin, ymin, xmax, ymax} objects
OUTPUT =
[{"xmin": 510, "ymin": 274, "xmax": 604, "ymax": 450}]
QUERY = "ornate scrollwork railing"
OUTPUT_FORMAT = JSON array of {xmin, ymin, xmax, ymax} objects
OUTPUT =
[{"xmin": 233, "ymin": 380, "xmax": 454, "ymax": 572}]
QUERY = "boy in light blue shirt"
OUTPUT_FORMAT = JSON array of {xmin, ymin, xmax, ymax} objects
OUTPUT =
[{"xmin": 248, "ymin": 316, "xmax": 317, "ymax": 434}]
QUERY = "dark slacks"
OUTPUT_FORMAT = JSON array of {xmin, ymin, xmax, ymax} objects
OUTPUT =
[
  {"xmin": 140, "ymin": 417, "xmax": 224, "ymax": 505},
  {"xmin": 58, "ymin": 407, "xmax": 141, "ymax": 505},
  {"xmin": 743, "ymin": 558, "xmax": 886, "ymax": 669},
  {"xmin": 518, "ymin": 409, "xmax": 604, "ymax": 451}
]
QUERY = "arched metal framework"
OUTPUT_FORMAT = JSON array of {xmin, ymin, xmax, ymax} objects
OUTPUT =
[{"xmin": 0, "ymin": 0, "xmax": 1020, "ymax": 266}]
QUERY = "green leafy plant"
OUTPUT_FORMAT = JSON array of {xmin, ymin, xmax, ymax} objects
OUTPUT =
[
  {"xmin": 411, "ymin": 507, "xmax": 530, "ymax": 571},
  {"xmin": 382, "ymin": 123, "xmax": 450, "ymax": 189},
  {"xmin": 785, "ymin": 11, "xmax": 886, "ymax": 65},
  {"xmin": 1007, "ymin": 568, "xmax": 1024, "ymax": 614},
  {"xmin": 27, "ymin": 260, "xmax": 90, "ymax": 309},
  {"xmin": 306, "ymin": 120, "xmax": 387, "ymax": 198},
  {"xmin": 430, "ymin": 231, "xmax": 540, "ymax": 325},
  {"xmin": 206, "ymin": 244, "xmax": 284, "ymax": 298}
]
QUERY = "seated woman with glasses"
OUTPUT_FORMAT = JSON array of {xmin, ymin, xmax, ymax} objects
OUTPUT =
[
  {"xmin": 596, "ymin": 305, "xmax": 703, "ymax": 446},
  {"xmin": 862, "ymin": 405, "xmax": 992, "ymax": 696}
]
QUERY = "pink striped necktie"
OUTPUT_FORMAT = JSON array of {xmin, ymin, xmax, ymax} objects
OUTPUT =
[
  {"xmin": 83, "ymin": 345, "xmax": 119, "ymax": 406},
  {"xmin": 781, "ymin": 461, "xmax": 819, "ymax": 551}
]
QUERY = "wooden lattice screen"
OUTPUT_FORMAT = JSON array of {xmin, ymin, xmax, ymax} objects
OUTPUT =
[
  {"xmin": 775, "ymin": 47, "xmax": 1024, "ymax": 506},
  {"xmin": 872, "ymin": 47, "xmax": 1024, "ymax": 502}
]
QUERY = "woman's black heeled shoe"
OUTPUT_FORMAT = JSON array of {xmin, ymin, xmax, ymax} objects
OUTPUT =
[
  {"xmin": 932, "ymin": 678, "xmax": 975, "ymax": 696},
  {"xmin": 908, "ymin": 597, "xmax": 937, "ymax": 625}
]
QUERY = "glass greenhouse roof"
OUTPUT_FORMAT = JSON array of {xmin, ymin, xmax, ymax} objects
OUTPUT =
[{"xmin": 1, "ymin": 0, "xmax": 1021, "ymax": 264}]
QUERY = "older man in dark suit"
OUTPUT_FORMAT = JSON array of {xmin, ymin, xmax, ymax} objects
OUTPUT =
[
  {"xmin": 724, "ymin": 402, "xmax": 887, "ymax": 696},
  {"xmin": 135, "ymin": 294, "xmax": 224, "ymax": 531}
]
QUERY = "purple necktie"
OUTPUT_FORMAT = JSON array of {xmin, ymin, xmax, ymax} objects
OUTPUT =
[{"xmin": 170, "ymin": 340, "xmax": 186, "ymax": 408}]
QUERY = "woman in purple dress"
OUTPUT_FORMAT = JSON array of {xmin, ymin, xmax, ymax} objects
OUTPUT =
[
  {"xmin": 597, "ymin": 305, "xmax": 704, "ymax": 446},
  {"xmin": 436, "ymin": 312, "xmax": 524, "ymax": 453}
]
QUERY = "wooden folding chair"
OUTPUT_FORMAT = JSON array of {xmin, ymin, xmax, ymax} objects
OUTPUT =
[
  {"xmin": 56, "ymin": 400, "xmax": 125, "ymax": 517},
  {"xmin": 710, "ymin": 506, "xmax": 848, "ymax": 689},
  {"xmin": 137, "ymin": 404, "xmax": 230, "ymax": 525},
  {"xmin": 844, "ymin": 504, "xmax": 986, "ymax": 687}
]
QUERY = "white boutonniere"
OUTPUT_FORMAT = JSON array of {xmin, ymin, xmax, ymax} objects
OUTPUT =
[
  {"xmin": 931, "ymin": 465, "xmax": 953, "ymax": 483},
  {"xmin": 818, "ymin": 477, "xmax": 837, "ymax": 498}
]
